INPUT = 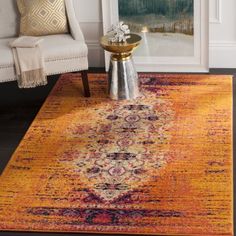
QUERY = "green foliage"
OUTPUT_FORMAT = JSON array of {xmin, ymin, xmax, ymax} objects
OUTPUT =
[{"xmin": 119, "ymin": 0, "xmax": 193, "ymax": 19}]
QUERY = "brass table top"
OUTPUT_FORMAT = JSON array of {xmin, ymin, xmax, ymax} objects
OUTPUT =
[{"xmin": 100, "ymin": 33, "xmax": 142, "ymax": 54}]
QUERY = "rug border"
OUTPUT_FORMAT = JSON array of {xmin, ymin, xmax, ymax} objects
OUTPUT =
[{"xmin": 0, "ymin": 229, "xmax": 233, "ymax": 236}]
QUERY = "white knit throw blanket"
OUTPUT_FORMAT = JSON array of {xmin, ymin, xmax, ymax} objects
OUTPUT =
[{"xmin": 10, "ymin": 36, "xmax": 47, "ymax": 88}]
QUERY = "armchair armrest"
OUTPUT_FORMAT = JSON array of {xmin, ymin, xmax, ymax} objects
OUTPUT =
[{"xmin": 65, "ymin": 0, "xmax": 85, "ymax": 41}]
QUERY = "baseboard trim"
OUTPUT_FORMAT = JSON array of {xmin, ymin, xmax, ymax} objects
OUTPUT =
[
  {"xmin": 210, "ymin": 41, "xmax": 236, "ymax": 68},
  {"xmin": 86, "ymin": 41, "xmax": 105, "ymax": 67}
]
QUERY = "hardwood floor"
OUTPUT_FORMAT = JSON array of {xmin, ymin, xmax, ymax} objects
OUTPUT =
[
  {"xmin": 0, "ymin": 69, "xmax": 235, "ymax": 236},
  {"xmin": 0, "ymin": 75, "xmax": 59, "ymax": 174}
]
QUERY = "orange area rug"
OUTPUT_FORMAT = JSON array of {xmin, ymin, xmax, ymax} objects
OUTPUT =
[{"xmin": 0, "ymin": 74, "xmax": 233, "ymax": 235}]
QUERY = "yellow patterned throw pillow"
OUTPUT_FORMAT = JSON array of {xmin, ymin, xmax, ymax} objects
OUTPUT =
[{"xmin": 17, "ymin": 0, "xmax": 68, "ymax": 36}]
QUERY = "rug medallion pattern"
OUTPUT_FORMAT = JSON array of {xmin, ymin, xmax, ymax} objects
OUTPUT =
[
  {"xmin": 0, "ymin": 74, "xmax": 233, "ymax": 235},
  {"xmin": 61, "ymin": 90, "xmax": 174, "ymax": 201}
]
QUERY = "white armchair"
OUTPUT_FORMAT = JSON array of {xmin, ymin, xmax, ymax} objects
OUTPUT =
[{"xmin": 0, "ymin": 0, "xmax": 90, "ymax": 97}]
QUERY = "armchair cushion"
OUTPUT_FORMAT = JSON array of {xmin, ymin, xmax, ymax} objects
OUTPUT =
[
  {"xmin": 0, "ymin": 34, "xmax": 88, "ymax": 82},
  {"xmin": 17, "ymin": 0, "xmax": 68, "ymax": 36},
  {"xmin": 42, "ymin": 34, "xmax": 87, "ymax": 59}
]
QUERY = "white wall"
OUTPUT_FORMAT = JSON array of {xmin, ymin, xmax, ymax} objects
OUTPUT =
[
  {"xmin": 209, "ymin": 0, "xmax": 236, "ymax": 68},
  {"xmin": 78, "ymin": 0, "xmax": 236, "ymax": 68},
  {"xmin": 74, "ymin": 0, "xmax": 104, "ymax": 67}
]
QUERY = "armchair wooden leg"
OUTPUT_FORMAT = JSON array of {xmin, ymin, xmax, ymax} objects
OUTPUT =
[{"xmin": 81, "ymin": 70, "xmax": 90, "ymax": 97}]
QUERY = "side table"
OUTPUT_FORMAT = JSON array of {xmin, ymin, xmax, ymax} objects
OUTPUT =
[{"xmin": 100, "ymin": 33, "xmax": 142, "ymax": 100}]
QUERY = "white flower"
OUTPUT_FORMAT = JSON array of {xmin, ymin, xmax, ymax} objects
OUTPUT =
[{"xmin": 108, "ymin": 22, "xmax": 131, "ymax": 43}]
